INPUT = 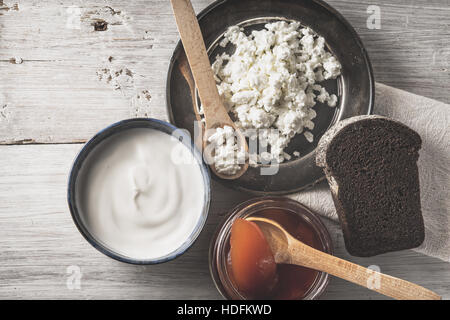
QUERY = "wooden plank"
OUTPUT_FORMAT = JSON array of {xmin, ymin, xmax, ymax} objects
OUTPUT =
[
  {"xmin": 0, "ymin": 144, "xmax": 449, "ymax": 299},
  {"xmin": 0, "ymin": 143, "xmax": 239, "ymax": 299},
  {"xmin": 0, "ymin": 0, "xmax": 449, "ymax": 144},
  {"xmin": 0, "ymin": 0, "xmax": 449, "ymax": 300}
]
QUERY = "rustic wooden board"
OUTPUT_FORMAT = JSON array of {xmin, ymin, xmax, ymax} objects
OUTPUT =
[
  {"xmin": 0, "ymin": 144, "xmax": 449, "ymax": 299},
  {"xmin": 0, "ymin": 0, "xmax": 449, "ymax": 299},
  {"xmin": 0, "ymin": 0, "xmax": 449, "ymax": 144}
]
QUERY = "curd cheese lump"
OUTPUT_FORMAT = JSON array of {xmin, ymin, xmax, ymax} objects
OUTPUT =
[
  {"xmin": 211, "ymin": 21, "xmax": 342, "ymax": 164},
  {"xmin": 207, "ymin": 126, "xmax": 246, "ymax": 175}
]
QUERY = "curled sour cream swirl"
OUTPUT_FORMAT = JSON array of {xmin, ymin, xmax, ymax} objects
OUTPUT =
[{"xmin": 77, "ymin": 128, "xmax": 205, "ymax": 260}]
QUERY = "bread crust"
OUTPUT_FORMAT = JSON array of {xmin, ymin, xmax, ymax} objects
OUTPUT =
[{"xmin": 316, "ymin": 115, "xmax": 424, "ymax": 256}]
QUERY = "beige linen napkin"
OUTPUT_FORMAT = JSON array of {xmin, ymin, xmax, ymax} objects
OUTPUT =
[{"xmin": 289, "ymin": 82, "xmax": 450, "ymax": 262}]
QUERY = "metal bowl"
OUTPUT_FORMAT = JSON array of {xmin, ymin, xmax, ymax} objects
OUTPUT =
[
  {"xmin": 166, "ymin": 0, "xmax": 374, "ymax": 194},
  {"xmin": 67, "ymin": 118, "xmax": 211, "ymax": 265}
]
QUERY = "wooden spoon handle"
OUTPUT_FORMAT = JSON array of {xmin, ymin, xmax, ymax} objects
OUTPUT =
[
  {"xmin": 169, "ymin": 0, "xmax": 230, "ymax": 128},
  {"xmin": 291, "ymin": 245, "xmax": 441, "ymax": 300}
]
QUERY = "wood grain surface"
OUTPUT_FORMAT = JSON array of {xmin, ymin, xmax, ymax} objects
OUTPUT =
[{"xmin": 0, "ymin": 0, "xmax": 449, "ymax": 299}]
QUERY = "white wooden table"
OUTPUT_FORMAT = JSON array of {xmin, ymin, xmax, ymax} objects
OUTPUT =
[{"xmin": 0, "ymin": 0, "xmax": 449, "ymax": 299}]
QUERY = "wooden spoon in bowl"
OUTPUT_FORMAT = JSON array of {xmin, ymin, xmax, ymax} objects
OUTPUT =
[
  {"xmin": 170, "ymin": 0, "xmax": 249, "ymax": 180},
  {"xmin": 247, "ymin": 216, "xmax": 441, "ymax": 300}
]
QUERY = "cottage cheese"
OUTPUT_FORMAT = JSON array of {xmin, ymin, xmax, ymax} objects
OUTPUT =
[
  {"xmin": 207, "ymin": 126, "xmax": 246, "ymax": 175},
  {"xmin": 211, "ymin": 21, "xmax": 342, "ymax": 164}
]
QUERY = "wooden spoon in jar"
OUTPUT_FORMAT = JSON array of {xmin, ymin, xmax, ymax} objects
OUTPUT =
[
  {"xmin": 247, "ymin": 216, "xmax": 441, "ymax": 300},
  {"xmin": 170, "ymin": 0, "xmax": 249, "ymax": 180}
]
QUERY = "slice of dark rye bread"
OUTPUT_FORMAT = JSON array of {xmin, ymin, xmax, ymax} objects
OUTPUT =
[{"xmin": 316, "ymin": 115, "xmax": 425, "ymax": 257}]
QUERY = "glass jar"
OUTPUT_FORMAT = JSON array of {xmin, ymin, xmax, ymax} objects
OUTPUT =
[{"xmin": 209, "ymin": 196, "xmax": 333, "ymax": 300}]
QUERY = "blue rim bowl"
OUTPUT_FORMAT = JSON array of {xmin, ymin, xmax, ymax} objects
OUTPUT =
[{"xmin": 67, "ymin": 118, "xmax": 211, "ymax": 265}]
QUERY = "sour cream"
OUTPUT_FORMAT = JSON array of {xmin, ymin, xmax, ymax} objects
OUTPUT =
[{"xmin": 76, "ymin": 128, "xmax": 206, "ymax": 260}]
